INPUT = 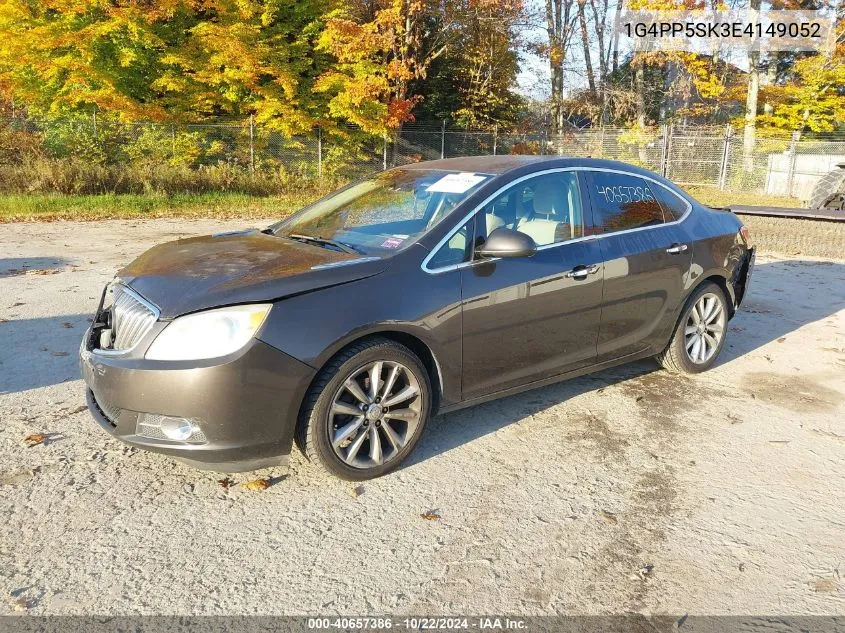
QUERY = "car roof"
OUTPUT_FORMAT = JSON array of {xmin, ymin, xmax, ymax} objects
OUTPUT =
[
  {"xmin": 399, "ymin": 155, "xmax": 551, "ymax": 175},
  {"xmin": 397, "ymin": 155, "xmax": 667, "ymax": 179}
]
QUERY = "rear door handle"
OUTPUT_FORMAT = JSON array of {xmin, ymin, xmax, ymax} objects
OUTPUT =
[
  {"xmin": 666, "ymin": 243, "xmax": 688, "ymax": 254},
  {"xmin": 565, "ymin": 263, "xmax": 600, "ymax": 280}
]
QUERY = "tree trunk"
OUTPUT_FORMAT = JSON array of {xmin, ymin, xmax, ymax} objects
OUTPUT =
[
  {"xmin": 763, "ymin": 53, "xmax": 778, "ymax": 115},
  {"xmin": 743, "ymin": 50, "xmax": 759, "ymax": 173},
  {"xmin": 577, "ymin": 0, "xmax": 595, "ymax": 95},
  {"xmin": 743, "ymin": 0, "xmax": 761, "ymax": 173},
  {"xmin": 546, "ymin": 0, "xmax": 570, "ymax": 135},
  {"xmin": 611, "ymin": 0, "xmax": 622, "ymax": 74},
  {"xmin": 635, "ymin": 58, "xmax": 646, "ymax": 127}
]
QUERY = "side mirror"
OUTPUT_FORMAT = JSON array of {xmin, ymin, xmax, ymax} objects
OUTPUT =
[{"xmin": 475, "ymin": 227, "xmax": 538, "ymax": 259}]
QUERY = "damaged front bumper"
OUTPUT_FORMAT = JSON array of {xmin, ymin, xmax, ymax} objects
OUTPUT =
[{"xmin": 80, "ymin": 323, "xmax": 316, "ymax": 473}]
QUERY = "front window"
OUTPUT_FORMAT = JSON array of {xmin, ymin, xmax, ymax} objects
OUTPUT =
[
  {"xmin": 426, "ymin": 171, "xmax": 586, "ymax": 270},
  {"xmin": 269, "ymin": 169, "xmax": 490, "ymax": 255}
]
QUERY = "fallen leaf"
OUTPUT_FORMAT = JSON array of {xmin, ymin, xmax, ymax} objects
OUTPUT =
[
  {"xmin": 350, "ymin": 485, "xmax": 365, "ymax": 498},
  {"xmin": 61, "ymin": 322, "xmax": 74, "ymax": 329},
  {"xmin": 26, "ymin": 269, "xmax": 61, "ymax": 275},
  {"xmin": 11, "ymin": 302, "xmax": 25, "ymax": 307},
  {"xmin": 11, "ymin": 596, "xmax": 29, "ymax": 611},
  {"xmin": 738, "ymin": 563, "xmax": 746, "ymax": 572},
  {"xmin": 598, "ymin": 510, "xmax": 618, "ymax": 524},
  {"xmin": 217, "ymin": 477, "xmax": 235, "ymax": 489},
  {"xmin": 51, "ymin": 351, "xmax": 69, "ymax": 357},
  {"xmin": 635, "ymin": 395, "xmax": 644, "ymax": 402},
  {"xmin": 241, "ymin": 478, "xmax": 271, "ymax": 491},
  {"xmin": 421, "ymin": 511, "xmax": 441, "ymax": 521},
  {"xmin": 777, "ymin": 337, "xmax": 786, "ymax": 343},
  {"xmin": 23, "ymin": 433, "xmax": 47, "ymax": 447}
]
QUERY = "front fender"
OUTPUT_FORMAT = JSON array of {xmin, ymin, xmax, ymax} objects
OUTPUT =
[{"xmin": 257, "ymin": 253, "xmax": 464, "ymax": 407}]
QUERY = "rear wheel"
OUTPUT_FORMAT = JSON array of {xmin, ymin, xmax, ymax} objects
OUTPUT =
[
  {"xmin": 296, "ymin": 337, "xmax": 432, "ymax": 480},
  {"xmin": 808, "ymin": 166, "xmax": 845, "ymax": 211},
  {"xmin": 656, "ymin": 282, "xmax": 729, "ymax": 374}
]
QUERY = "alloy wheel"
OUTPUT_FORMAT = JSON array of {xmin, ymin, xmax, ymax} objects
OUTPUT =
[
  {"xmin": 328, "ymin": 361, "xmax": 423, "ymax": 469},
  {"xmin": 684, "ymin": 292, "xmax": 726, "ymax": 364}
]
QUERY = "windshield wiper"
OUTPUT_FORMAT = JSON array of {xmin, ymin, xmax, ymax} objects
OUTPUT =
[{"xmin": 286, "ymin": 233, "xmax": 362, "ymax": 254}]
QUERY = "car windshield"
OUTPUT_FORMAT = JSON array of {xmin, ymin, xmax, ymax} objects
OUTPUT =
[{"xmin": 268, "ymin": 169, "xmax": 490, "ymax": 255}]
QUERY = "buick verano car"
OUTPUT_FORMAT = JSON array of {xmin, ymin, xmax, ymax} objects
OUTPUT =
[{"xmin": 81, "ymin": 156, "xmax": 754, "ymax": 480}]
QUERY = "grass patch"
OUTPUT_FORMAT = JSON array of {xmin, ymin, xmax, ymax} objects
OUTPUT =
[
  {"xmin": 0, "ymin": 191, "xmax": 330, "ymax": 222},
  {"xmin": 683, "ymin": 186, "xmax": 802, "ymax": 209},
  {"xmin": 1, "ymin": 185, "xmax": 802, "ymax": 223}
]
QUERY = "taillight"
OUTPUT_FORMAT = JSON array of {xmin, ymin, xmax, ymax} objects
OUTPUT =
[{"xmin": 739, "ymin": 226, "xmax": 750, "ymax": 244}]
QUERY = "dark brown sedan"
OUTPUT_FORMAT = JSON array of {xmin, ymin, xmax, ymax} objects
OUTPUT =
[{"xmin": 80, "ymin": 156, "xmax": 755, "ymax": 480}]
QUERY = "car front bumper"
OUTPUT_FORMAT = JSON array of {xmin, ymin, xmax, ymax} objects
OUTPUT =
[{"xmin": 80, "ymin": 335, "xmax": 316, "ymax": 472}]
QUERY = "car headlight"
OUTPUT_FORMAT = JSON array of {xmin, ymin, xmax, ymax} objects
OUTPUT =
[{"xmin": 145, "ymin": 304, "xmax": 271, "ymax": 361}]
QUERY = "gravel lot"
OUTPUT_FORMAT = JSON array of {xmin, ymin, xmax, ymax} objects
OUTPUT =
[{"xmin": 1, "ymin": 219, "xmax": 843, "ymax": 616}]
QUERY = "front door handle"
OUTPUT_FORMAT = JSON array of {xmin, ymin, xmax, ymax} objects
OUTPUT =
[
  {"xmin": 666, "ymin": 243, "xmax": 688, "ymax": 254},
  {"xmin": 565, "ymin": 263, "xmax": 600, "ymax": 280}
]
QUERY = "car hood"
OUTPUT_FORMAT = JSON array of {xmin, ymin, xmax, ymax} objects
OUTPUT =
[{"xmin": 117, "ymin": 230, "xmax": 387, "ymax": 318}]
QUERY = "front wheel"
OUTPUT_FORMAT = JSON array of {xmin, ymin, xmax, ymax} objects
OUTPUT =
[
  {"xmin": 296, "ymin": 337, "xmax": 432, "ymax": 480},
  {"xmin": 656, "ymin": 282, "xmax": 729, "ymax": 374}
]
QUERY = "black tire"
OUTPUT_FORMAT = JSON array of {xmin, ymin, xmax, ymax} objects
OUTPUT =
[
  {"xmin": 808, "ymin": 167, "xmax": 845, "ymax": 211},
  {"xmin": 656, "ymin": 282, "xmax": 729, "ymax": 374},
  {"xmin": 295, "ymin": 337, "xmax": 432, "ymax": 480}
]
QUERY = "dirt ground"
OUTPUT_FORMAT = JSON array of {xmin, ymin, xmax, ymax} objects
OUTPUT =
[{"xmin": 1, "ymin": 219, "xmax": 843, "ymax": 616}]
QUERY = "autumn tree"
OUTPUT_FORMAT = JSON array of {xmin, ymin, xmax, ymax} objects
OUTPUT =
[
  {"xmin": 449, "ymin": 0, "xmax": 525, "ymax": 127},
  {"xmin": 543, "ymin": 0, "xmax": 578, "ymax": 133},
  {"xmin": 756, "ymin": 19, "xmax": 845, "ymax": 132},
  {"xmin": 0, "ymin": 0, "xmax": 327, "ymax": 134},
  {"xmin": 316, "ymin": 0, "xmax": 472, "ymax": 134}
]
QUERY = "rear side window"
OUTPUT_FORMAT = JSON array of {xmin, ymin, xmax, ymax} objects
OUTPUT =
[
  {"xmin": 586, "ymin": 171, "xmax": 667, "ymax": 233},
  {"xmin": 653, "ymin": 185, "xmax": 689, "ymax": 221}
]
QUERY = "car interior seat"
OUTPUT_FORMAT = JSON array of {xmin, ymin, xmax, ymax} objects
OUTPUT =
[{"xmin": 516, "ymin": 177, "xmax": 578, "ymax": 245}]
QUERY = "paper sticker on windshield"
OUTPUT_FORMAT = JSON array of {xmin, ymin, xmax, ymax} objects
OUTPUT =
[
  {"xmin": 426, "ymin": 173, "xmax": 486, "ymax": 194},
  {"xmin": 381, "ymin": 237, "xmax": 404, "ymax": 249}
]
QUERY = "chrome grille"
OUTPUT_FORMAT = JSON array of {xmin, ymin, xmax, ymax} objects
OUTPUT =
[{"xmin": 110, "ymin": 284, "xmax": 159, "ymax": 351}]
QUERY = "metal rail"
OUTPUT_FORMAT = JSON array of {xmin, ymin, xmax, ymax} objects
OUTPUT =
[{"xmin": 731, "ymin": 205, "xmax": 845, "ymax": 222}]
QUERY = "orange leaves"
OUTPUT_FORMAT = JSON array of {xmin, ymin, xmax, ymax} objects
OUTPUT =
[
  {"xmin": 22, "ymin": 433, "xmax": 47, "ymax": 447},
  {"xmin": 241, "ymin": 477, "xmax": 271, "ymax": 491},
  {"xmin": 315, "ymin": 0, "xmax": 422, "ymax": 134},
  {"xmin": 386, "ymin": 98, "xmax": 419, "ymax": 129}
]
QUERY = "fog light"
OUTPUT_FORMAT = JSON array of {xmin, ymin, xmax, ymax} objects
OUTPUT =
[
  {"xmin": 136, "ymin": 414, "xmax": 207, "ymax": 443},
  {"xmin": 160, "ymin": 417, "xmax": 195, "ymax": 441}
]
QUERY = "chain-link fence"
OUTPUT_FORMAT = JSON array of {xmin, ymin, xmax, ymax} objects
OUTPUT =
[{"xmin": 2, "ymin": 115, "xmax": 843, "ymax": 203}]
